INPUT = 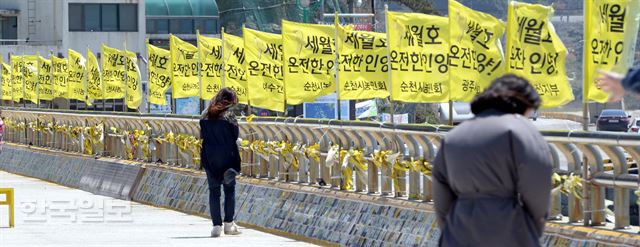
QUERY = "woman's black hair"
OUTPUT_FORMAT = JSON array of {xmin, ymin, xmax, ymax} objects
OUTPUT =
[{"xmin": 470, "ymin": 74, "xmax": 541, "ymax": 115}]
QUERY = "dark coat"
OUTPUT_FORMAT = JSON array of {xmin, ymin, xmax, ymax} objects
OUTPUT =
[
  {"xmin": 433, "ymin": 110, "xmax": 552, "ymax": 247},
  {"xmin": 623, "ymin": 66, "xmax": 640, "ymax": 94},
  {"xmin": 200, "ymin": 118, "xmax": 241, "ymax": 178}
]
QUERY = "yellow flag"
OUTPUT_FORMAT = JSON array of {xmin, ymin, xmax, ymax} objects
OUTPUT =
[
  {"xmin": 68, "ymin": 49, "xmax": 89, "ymax": 104},
  {"xmin": 38, "ymin": 56, "xmax": 54, "ymax": 101},
  {"xmin": 170, "ymin": 34, "xmax": 199, "ymax": 99},
  {"xmin": 198, "ymin": 35, "xmax": 223, "ymax": 100},
  {"xmin": 11, "ymin": 55, "xmax": 23, "ymax": 103},
  {"xmin": 87, "ymin": 49, "xmax": 102, "ymax": 101},
  {"xmin": 125, "ymin": 50, "xmax": 141, "ymax": 109},
  {"xmin": 387, "ymin": 11, "xmax": 449, "ymax": 102},
  {"xmin": 147, "ymin": 43, "xmax": 172, "ymax": 105},
  {"xmin": 52, "ymin": 56, "xmax": 68, "ymax": 99},
  {"xmin": 506, "ymin": 2, "xmax": 574, "ymax": 108},
  {"xmin": 23, "ymin": 55, "xmax": 39, "ymax": 104},
  {"xmin": 244, "ymin": 27, "xmax": 285, "ymax": 112},
  {"xmin": 223, "ymin": 31, "xmax": 248, "ymax": 104},
  {"xmin": 1, "ymin": 63, "xmax": 11, "ymax": 101},
  {"xmin": 585, "ymin": 0, "xmax": 640, "ymax": 102},
  {"xmin": 101, "ymin": 44, "xmax": 125, "ymax": 99},
  {"xmin": 449, "ymin": 0, "xmax": 506, "ymax": 102},
  {"xmin": 282, "ymin": 20, "xmax": 336, "ymax": 104}
]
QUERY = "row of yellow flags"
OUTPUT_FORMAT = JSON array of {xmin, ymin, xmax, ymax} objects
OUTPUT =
[{"xmin": 1, "ymin": 0, "xmax": 638, "ymax": 112}]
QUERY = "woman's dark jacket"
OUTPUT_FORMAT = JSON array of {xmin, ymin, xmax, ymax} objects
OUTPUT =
[
  {"xmin": 200, "ymin": 117, "xmax": 241, "ymax": 177},
  {"xmin": 433, "ymin": 110, "xmax": 552, "ymax": 247},
  {"xmin": 623, "ymin": 66, "xmax": 640, "ymax": 94}
]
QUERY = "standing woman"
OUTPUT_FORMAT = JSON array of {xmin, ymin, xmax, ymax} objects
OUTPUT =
[
  {"xmin": 433, "ymin": 75, "xmax": 552, "ymax": 247},
  {"xmin": 200, "ymin": 88, "xmax": 242, "ymax": 237}
]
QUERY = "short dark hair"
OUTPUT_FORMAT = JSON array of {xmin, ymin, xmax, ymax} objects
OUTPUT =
[{"xmin": 470, "ymin": 74, "xmax": 541, "ymax": 115}]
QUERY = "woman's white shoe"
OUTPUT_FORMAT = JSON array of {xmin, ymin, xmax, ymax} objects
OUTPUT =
[
  {"xmin": 211, "ymin": 225, "xmax": 222, "ymax": 237},
  {"xmin": 223, "ymin": 222, "xmax": 241, "ymax": 235}
]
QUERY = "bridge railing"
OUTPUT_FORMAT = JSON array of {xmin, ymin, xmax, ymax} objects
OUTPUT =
[{"xmin": 2, "ymin": 108, "xmax": 639, "ymax": 230}]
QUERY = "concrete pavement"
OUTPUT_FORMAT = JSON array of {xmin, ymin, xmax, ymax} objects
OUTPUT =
[{"xmin": 0, "ymin": 171, "xmax": 317, "ymax": 247}]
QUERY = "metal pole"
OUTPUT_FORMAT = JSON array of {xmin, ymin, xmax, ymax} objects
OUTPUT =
[
  {"xmin": 36, "ymin": 52, "xmax": 40, "ymax": 109},
  {"xmin": 196, "ymin": 29, "xmax": 203, "ymax": 115},
  {"xmin": 84, "ymin": 47, "xmax": 89, "ymax": 111},
  {"xmin": 384, "ymin": 5, "xmax": 395, "ymax": 124},
  {"xmin": 582, "ymin": 0, "xmax": 592, "ymax": 227},
  {"xmin": 334, "ymin": 12, "xmax": 341, "ymax": 120},
  {"xmin": 146, "ymin": 38, "xmax": 151, "ymax": 114},
  {"xmin": 49, "ymin": 51, "xmax": 54, "ymax": 109},
  {"xmin": 170, "ymin": 33, "xmax": 176, "ymax": 115},
  {"xmin": 21, "ymin": 53, "xmax": 26, "ymax": 108},
  {"xmin": 221, "ymin": 27, "xmax": 226, "ymax": 88},
  {"xmin": 123, "ymin": 40, "xmax": 128, "ymax": 113}
]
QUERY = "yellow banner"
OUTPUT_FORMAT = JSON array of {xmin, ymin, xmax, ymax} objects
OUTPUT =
[
  {"xmin": 449, "ymin": 0, "xmax": 506, "ymax": 102},
  {"xmin": 38, "ymin": 56, "xmax": 54, "ymax": 101},
  {"xmin": 198, "ymin": 35, "xmax": 223, "ymax": 100},
  {"xmin": 506, "ymin": 2, "xmax": 574, "ymax": 108},
  {"xmin": 52, "ymin": 56, "xmax": 68, "ymax": 99},
  {"xmin": 68, "ymin": 49, "xmax": 89, "ymax": 104},
  {"xmin": 244, "ymin": 27, "xmax": 284, "ymax": 112},
  {"xmin": 585, "ymin": 0, "xmax": 640, "ymax": 102},
  {"xmin": 387, "ymin": 11, "xmax": 449, "ymax": 102},
  {"xmin": 23, "ymin": 55, "xmax": 39, "ymax": 104},
  {"xmin": 11, "ymin": 55, "xmax": 23, "ymax": 103},
  {"xmin": 87, "ymin": 49, "xmax": 102, "ymax": 101},
  {"xmin": 125, "ymin": 50, "xmax": 142, "ymax": 109},
  {"xmin": 147, "ymin": 43, "xmax": 172, "ymax": 105},
  {"xmin": 1, "ymin": 63, "xmax": 11, "ymax": 101},
  {"xmin": 223, "ymin": 31, "xmax": 248, "ymax": 104},
  {"xmin": 170, "ymin": 34, "xmax": 199, "ymax": 99},
  {"xmin": 282, "ymin": 20, "xmax": 336, "ymax": 105},
  {"xmin": 101, "ymin": 44, "xmax": 125, "ymax": 99},
  {"xmin": 336, "ymin": 23, "xmax": 388, "ymax": 100}
]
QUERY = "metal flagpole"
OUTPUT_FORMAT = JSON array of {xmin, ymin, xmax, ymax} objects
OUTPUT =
[
  {"xmin": 84, "ymin": 47, "xmax": 89, "ymax": 111},
  {"xmin": 21, "ymin": 52, "xmax": 26, "ymax": 108},
  {"xmin": 334, "ymin": 12, "xmax": 341, "ymax": 121},
  {"xmin": 242, "ymin": 24, "xmax": 252, "ymax": 116},
  {"xmin": 146, "ymin": 38, "xmax": 151, "ymax": 114},
  {"xmin": 581, "ymin": 0, "xmax": 592, "ymax": 227},
  {"xmin": 196, "ymin": 30, "xmax": 203, "ymax": 115},
  {"xmin": 49, "ymin": 51, "xmax": 54, "ymax": 109},
  {"xmin": 10, "ymin": 52, "xmax": 14, "ymax": 108},
  {"xmin": 170, "ymin": 33, "xmax": 176, "ymax": 115},
  {"xmin": 123, "ymin": 40, "xmax": 128, "ymax": 113},
  {"xmin": 36, "ymin": 52, "xmax": 40, "ymax": 109},
  {"xmin": 221, "ymin": 27, "xmax": 226, "ymax": 88},
  {"xmin": 384, "ymin": 5, "xmax": 395, "ymax": 124}
]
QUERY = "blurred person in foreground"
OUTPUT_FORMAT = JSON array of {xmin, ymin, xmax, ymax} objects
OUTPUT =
[
  {"xmin": 433, "ymin": 75, "xmax": 553, "ymax": 247},
  {"xmin": 200, "ymin": 88, "xmax": 242, "ymax": 237},
  {"xmin": 598, "ymin": 68, "xmax": 640, "ymax": 102}
]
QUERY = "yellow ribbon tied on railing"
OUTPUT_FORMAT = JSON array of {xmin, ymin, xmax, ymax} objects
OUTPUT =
[
  {"xmin": 279, "ymin": 141, "xmax": 299, "ymax": 170},
  {"xmin": 551, "ymin": 173, "xmax": 584, "ymax": 200},
  {"xmin": 175, "ymin": 134, "xmax": 202, "ymax": 164},
  {"xmin": 340, "ymin": 149, "xmax": 353, "ymax": 190},
  {"xmin": 304, "ymin": 143, "xmax": 321, "ymax": 163},
  {"xmin": 411, "ymin": 158, "xmax": 433, "ymax": 177}
]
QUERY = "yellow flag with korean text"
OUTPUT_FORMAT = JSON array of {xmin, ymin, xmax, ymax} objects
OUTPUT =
[
  {"xmin": 147, "ymin": 43, "xmax": 172, "ymax": 105},
  {"xmin": 170, "ymin": 34, "xmax": 199, "ymax": 99},
  {"xmin": 585, "ymin": 0, "xmax": 640, "ymax": 102},
  {"xmin": 51, "ymin": 55, "xmax": 69, "ymax": 99},
  {"xmin": 101, "ymin": 44, "xmax": 125, "ymax": 99},
  {"xmin": 198, "ymin": 35, "xmax": 223, "ymax": 100},
  {"xmin": 506, "ymin": 2, "xmax": 573, "ymax": 108},
  {"xmin": 449, "ymin": 0, "xmax": 506, "ymax": 102},
  {"xmin": 1, "ymin": 62, "xmax": 11, "ymax": 101},
  {"xmin": 23, "ymin": 55, "xmax": 38, "ymax": 104},
  {"xmin": 125, "ymin": 50, "xmax": 141, "ymax": 109},
  {"xmin": 223, "ymin": 31, "xmax": 248, "ymax": 104},
  {"xmin": 337, "ymin": 23, "xmax": 389, "ymax": 100},
  {"xmin": 68, "ymin": 49, "xmax": 89, "ymax": 105},
  {"xmin": 38, "ymin": 56, "xmax": 54, "ymax": 101},
  {"xmin": 244, "ymin": 27, "xmax": 284, "ymax": 112},
  {"xmin": 52, "ymin": 56, "xmax": 68, "ymax": 99},
  {"xmin": 387, "ymin": 11, "xmax": 449, "ymax": 103},
  {"xmin": 282, "ymin": 20, "xmax": 336, "ymax": 105},
  {"xmin": 87, "ymin": 49, "xmax": 103, "ymax": 101},
  {"xmin": 11, "ymin": 55, "xmax": 23, "ymax": 103}
]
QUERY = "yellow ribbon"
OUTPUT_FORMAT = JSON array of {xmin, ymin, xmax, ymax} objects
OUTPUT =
[
  {"xmin": 552, "ymin": 173, "xmax": 584, "ymax": 200},
  {"xmin": 304, "ymin": 143, "xmax": 321, "ymax": 163}
]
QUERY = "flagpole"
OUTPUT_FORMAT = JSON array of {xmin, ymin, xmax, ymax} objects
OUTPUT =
[
  {"xmin": 10, "ymin": 53, "xmax": 14, "ymax": 108},
  {"xmin": 221, "ymin": 27, "xmax": 226, "ymax": 88},
  {"xmin": 196, "ymin": 29, "xmax": 203, "ymax": 115},
  {"xmin": 100, "ymin": 50, "xmax": 106, "ymax": 112},
  {"xmin": 146, "ymin": 38, "xmax": 151, "ymax": 114},
  {"xmin": 384, "ymin": 5, "xmax": 394, "ymax": 124},
  {"xmin": 334, "ymin": 12, "xmax": 341, "ymax": 121},
  {"xmin": 241, "ymin": 24, "xmax": 252, "ymax": 116},
  {"xmin": 49, "ymin": 51, "xmax": 54, "ymax": 109},
  {"xmin": 36, "ymin": 52, "xmax": 41, "ymax": 109},
  {"xmin": 84, "ymin": 46, "xmax": 89, "ymax": 111},
  {"xmin": 21, "ymin": 52, "xmax": 26, "ymax": 108},
  {"xmin": 169, "ymin": 33, "xmax": 176, "ymax": 115},
  {"xmin": 123, "ymin": 39, "xmax": 128, "ymax": 113},
  {"xmin": 581, "ymin": 0, "xmax": 592, "ymax": 227}
]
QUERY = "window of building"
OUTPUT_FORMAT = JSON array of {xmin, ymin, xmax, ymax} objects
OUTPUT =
[
  {"xmin": 0, "ymin": 16, "xmax": 17, "ymax": 44},
  {"xmin": 69, "ymin": 3, "xmax": 138, "ymax": 32}
]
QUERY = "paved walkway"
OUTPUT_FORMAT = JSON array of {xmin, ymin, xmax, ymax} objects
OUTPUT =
[{"xmin": 0, "ymin": 171, "xmax": 317, "ymax": 247}]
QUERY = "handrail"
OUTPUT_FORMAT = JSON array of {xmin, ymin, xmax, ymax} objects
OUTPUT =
[{"xmin": 2, "ymin": 108, "xmax": 639, "ymax": 231}]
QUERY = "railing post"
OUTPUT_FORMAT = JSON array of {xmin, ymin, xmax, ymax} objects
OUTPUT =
[{"xmin": 600, "ymin": 145, "xmax": 630, "ymax": 229}]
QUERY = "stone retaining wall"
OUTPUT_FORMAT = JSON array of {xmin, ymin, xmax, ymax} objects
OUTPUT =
[{"xmin": 1, "ymin": 144, "xmax": 639, "ymax": 247}]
